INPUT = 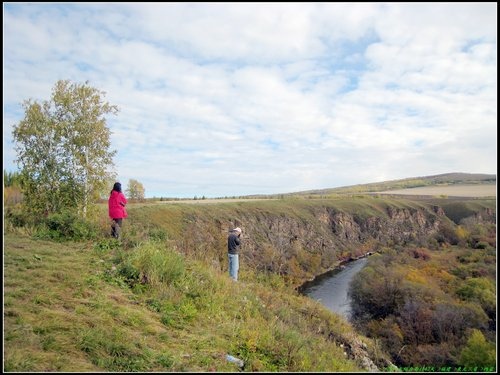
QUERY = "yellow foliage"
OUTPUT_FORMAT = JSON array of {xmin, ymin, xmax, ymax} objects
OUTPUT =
[
  {"xmin": 455, "ymin": 226, "xmax": 469, "ymax": 240},
  {"xmin": 288, "ymin": 256, "xmax": 306, "ymax": 280},
  {"xmin": 406, "ymin": 269, "xmax": 427, "ymax": 284},
  {"xmin": 437, "ymin": 270, "xmax": 455, "ymax": 283},
  {"xmin": 239, "ymin": 327, "xmax": 260, "ymax": 353},
  {"xmin": 421, "ymin": 264, "xmax": 438, "ymax": 276}
]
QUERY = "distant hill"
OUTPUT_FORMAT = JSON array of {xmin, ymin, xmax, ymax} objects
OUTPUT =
[{"xmin": 284, "ymin": 172, "xmax": 496, "ymax": 197}]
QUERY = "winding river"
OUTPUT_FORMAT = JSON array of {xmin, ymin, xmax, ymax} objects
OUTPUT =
[{"xmin": 300, "ymin": 257, "xmax": 368, "ymax": 320}]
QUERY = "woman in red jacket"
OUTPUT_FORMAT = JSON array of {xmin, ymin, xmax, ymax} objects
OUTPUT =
[{"xmin": 108, "ymin": 182, "xmax": 128, "ymax": 239}]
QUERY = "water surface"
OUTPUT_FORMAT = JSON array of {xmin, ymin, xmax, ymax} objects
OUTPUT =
[{"xmin": 301, "ymin": 257, "xmax": 368, "ymax": 320}]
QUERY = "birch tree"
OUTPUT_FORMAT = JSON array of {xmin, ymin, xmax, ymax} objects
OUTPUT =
[
  {"xmin": 12, "ymin": 80, "xmax": 118, "ymax": 217},
  {"xmin": 126, "ymin": 178, "xmax": 145, "ymax": 201}
]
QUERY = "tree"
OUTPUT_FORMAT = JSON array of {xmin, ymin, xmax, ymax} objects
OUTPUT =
[
  {"xmin": 12, "ymin": 80, "xmax": 118, "ymax": 217},
  {"xmin": 4, "ymin": 170, "xmax": 22, "ymax": 187},
  {"xmin": 3, "ymin": 170, "xmax": 23, "ymax": 206},
  {"xmin": 126, "ymin": 179, "xmax": 145, "ymax": 201},
  {"xmin": 459, "ymin": 329, "xmax": 496, "ymax": 368}
]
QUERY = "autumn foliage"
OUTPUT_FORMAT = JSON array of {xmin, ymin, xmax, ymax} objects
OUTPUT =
[{"xmin": 349, "ymin": 235, "xmax": 496, "ymax": 368}]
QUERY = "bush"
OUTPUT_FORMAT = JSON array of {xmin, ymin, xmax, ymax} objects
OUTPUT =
[
  {"xmin": 129, "ymin": 241, "xmax": 185, "ymax": 287},
  {"xmin": 4, "ymin": 206, "xmax": 33, "ymax": 227},
  {"xmin": 435, "ymin": 222, "xmax": 460, "ymax": 246},
  {"xmin": 117, "ymin": 260, "xmax": 141, "ymax": 287},
  {"xmin": 459, "ymin": 329, "xmax": 496, "ymax": 368},
  {"xmin": 411, "ymin": 247, "xmax": 431, "ymax": 261},
  {"xmin": 147, "ymin": 227, "xmax": 168, "ymax": 241},
  {"xmin": 93, "ymin": 238, "xmax": 122, "ymax": 253},
  {"xmin": 34, "ymin": 210, "xmax": 99, "ymax": 241},
  {"xmin": 474, "ymin": 241, "xmax": 489, "ymax": 250}
]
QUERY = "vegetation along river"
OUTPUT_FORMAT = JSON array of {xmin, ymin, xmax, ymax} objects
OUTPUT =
[{"xmin": 300, "ymin": 257, "xmax": 368, "ymax": 320}]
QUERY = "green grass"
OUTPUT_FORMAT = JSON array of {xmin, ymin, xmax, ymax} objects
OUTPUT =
[{"xmin": 4, "ymin": 233, "xmax": 376, "ymax": 372}]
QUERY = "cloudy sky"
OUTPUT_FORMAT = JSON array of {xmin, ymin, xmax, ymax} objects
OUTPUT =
[{"xmin": 3, "ymin": 3, "xmax": 497, "ymax": 198}]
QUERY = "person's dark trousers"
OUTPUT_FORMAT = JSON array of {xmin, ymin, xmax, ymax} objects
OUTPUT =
[{"xmin": 111, "ymin": 218, "xmax": 123, "ymax": 238}]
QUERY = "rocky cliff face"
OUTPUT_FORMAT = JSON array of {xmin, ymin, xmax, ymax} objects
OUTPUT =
[
  {"xmin": 238, "ymin": 205, "xmax": 442, "ymax": 274},
  {"xmin": 177, "ymin": 199, "xmax": 495, "ymax": 287},
  {"xmin": 327, "ymin": 207, "xmax": 439, "ymax": 244}
]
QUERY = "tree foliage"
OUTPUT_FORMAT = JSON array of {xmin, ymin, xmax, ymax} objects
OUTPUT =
[
  {"xmin": 126, "ymin": 179, "xmax": 145, "ymax": 201},
  {"xmin": 12, "ymin": 80, "xmax": 118, "ymax": 217},
  {"xmin": 459, "ymin": 329, "xmax": 496, "ymax": 368},
  {"xmin": 4, "ymin": 170, "xmax": 22, "ymax": 187},
  {"xmin": 349, "ymin": 262, "xmax": 405, "ymax": 321},
  {"xmin": 349, "ymin": 241, "xmax": 496, "ymax": 368},
  {"xmin": 3, "ymin": 170, "xmax": 23, "ymax": 206}
]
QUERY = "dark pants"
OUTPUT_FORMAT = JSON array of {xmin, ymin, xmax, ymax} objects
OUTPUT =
[{"xmin": 111, "ymin": 218, "xmax": 123, "ymax": 238}]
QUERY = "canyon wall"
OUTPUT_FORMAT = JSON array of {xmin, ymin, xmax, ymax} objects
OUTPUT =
[{"xmin": 132, "ymin": 198, "xmax": 496, "ymax": 287}]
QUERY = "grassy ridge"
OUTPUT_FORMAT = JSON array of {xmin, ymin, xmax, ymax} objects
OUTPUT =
[{"xmin": 4, "ymin": 232, "xmax": 381, "ymax": 372}]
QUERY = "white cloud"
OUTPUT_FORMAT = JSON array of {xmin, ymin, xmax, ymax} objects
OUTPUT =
[{"xmin": 3, "ymin": 2, "xmax": 497, "ymax": 197}]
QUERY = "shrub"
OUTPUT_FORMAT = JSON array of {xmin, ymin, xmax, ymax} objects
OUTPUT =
[
  {"xmin": 4, "ymin": 205, "xmax": 33, "ymax": 227},
  {"xmin": 411, "ymin": 247, "xmax": 431, "ymax": 261},
  {"xmin": 474, "ymin": 241, "xmax": 489, "ymax": 250},
  {"xmin": 148, "ymin": 227, "xmax": 168, "ymax": 241},
  {"xmin": 129, "ymin": 241, "xmax": 185, "ymax": 287},
  {"xmin": 435, "ymin": 222, "xmax": 460, "ymax": 245},
  {"xmin": 117, "ymin": 261, "xmax": 141, "ymax": 287},
  {"xmin": 459, "ymin": 329, "xmax": 496, "ymax": 368},
  {"xmin": 34, "ymin": 210, "xmax": 99, "ymax": 241},
  {"xmin": 93, "ymin": 238, "xmax": 122, "ymax": 253}
]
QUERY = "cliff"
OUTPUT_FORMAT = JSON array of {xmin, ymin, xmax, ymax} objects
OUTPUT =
[{"xmin": 129, "ymin": 196, "xmax": 496, "ymax": 288}]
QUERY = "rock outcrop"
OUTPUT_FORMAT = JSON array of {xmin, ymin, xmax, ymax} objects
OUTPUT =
[{"xmin": 175, "ymin": 199, "xmax": 495, "ymax": 287}]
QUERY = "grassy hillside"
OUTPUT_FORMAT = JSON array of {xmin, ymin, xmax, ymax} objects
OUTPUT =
[
  {"xmin": 4, "ymin": 232, "xmax": 388, "ymax": 372},
  {"xmin": 283, "ymin": 172, "xmax": 496, "ymax": 197}
]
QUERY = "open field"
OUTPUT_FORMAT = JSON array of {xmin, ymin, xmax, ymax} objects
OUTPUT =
[
  {"xmin": 375, "ymin": 184, "xmax": 496, "ymax": 197},
  {"xmin": 158, "ymin": 198, "xmax": 278, "ymax": 204},
  {"xmin": 156, "ymin": 184, "xmax": 496, "ymax": 204}
]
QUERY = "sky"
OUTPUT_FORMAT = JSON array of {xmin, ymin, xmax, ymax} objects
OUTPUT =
[{"xmin": 3, "ymin": 3, "xmax": 497, "ymax": 198}]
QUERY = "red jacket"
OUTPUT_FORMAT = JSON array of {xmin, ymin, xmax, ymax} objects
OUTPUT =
[{"xmin": 108, "ymin": 190, "xmax": 128, "ymax": 219}]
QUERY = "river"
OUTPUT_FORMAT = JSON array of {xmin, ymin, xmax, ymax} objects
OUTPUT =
[{"xmin": 300, "ymin": 257, "xmax": 368, "ymax": 320}]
